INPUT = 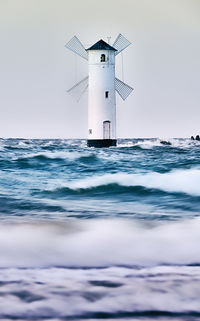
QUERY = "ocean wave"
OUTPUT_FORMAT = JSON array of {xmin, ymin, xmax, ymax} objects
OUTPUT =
[
  {"xmin": 49, "ymin": 168, "xmax": 200, "ymax": 196},
  {"xmin": 43, "ymin": 184, "xmax": 154, "ymax": 198},
  {"xmin": 118, "ymin": 139, "xmax": 163, "ymax": 149},
  {"xmin": 14, "ymin": 151, "xmax": 96, "ymax": 162},
  {"xmin": 118, "ymin": 138, "xmax": 199, "ymax": 150},
  {"xmin": 0, "ymin": 218, "xmax": 200, "ymax": 268}
]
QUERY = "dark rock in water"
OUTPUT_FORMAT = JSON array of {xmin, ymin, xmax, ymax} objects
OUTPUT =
[
  {"xmin": 191, "ymin": 135, "xmax": 200, "ymax": 141},
  {"xmin": 160, "ymin": 140, "xmax": 171, "ymax": 146}
]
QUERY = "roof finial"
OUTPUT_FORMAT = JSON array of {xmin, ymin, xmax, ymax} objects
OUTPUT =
[{"xmin": 107, "ymin": 36, "xmax": 111, "ymax": 44}]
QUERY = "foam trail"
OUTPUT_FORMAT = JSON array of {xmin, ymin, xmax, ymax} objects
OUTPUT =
[
  {"xmin": 118, "ymin": 138, "xmax": 199, "ymax": 149},
  {"xmin": 0, "ymin": 218, "xmax": 200, "ymax": 268},
  {"xmin": 117, "ymin": 139, "xmax": 162, "ymax": 149}
]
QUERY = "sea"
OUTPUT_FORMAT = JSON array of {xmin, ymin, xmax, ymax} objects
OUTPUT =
[{"xmin": 0, "ymin": 137, "xmax": 200, "ymax": 321}]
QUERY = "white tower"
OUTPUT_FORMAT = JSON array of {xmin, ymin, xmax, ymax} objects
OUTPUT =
[{"xmin": 65, "ymin": 34, "xmax": 133, "ymax": 147}]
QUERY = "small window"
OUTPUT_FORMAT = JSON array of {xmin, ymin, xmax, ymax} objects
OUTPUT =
[
  {"xmin": 89, "ymin": 129, "xmax": 92, "ymax": 134},
  {"xmin": 105, "ymin": 91, "xmax": 109, "ymax": 98},
  {"xmin": 101, "ymin": 54, "xmax": 106, "ymax": 62}
]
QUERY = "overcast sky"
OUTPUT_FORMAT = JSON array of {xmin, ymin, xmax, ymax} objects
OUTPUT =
[{"xmin": 0, "ymin": 0, "xmax": 199, "ymax": 138}]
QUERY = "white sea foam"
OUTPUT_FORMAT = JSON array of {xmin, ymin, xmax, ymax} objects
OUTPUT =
[
  {"xmin": 169, "ymin": 138, "xmax": 200, "ymax": 148},
  {"xmin": 138, "ymin": 139, "xmax": 163, "ymax": 149},
  {"xmin": 15, "ymin": 150, "xmax": 93, "ymax": 161},
  {"xmin": 117, "ymin": 139, "xmax": 162, "ymax": 149},
  {"xmin": 0, "ymin": 264, "xmax": 200, "ymax": 318},
  {"xmin": 17, "ymin": 141, "xmax": 29, "ymax": 147},
  {"xmin": 0, "ymin": 218, "xmax": 200, "ymax": 268},
  {"xmin": 118, "ymin": 138, "xmax": 199, "ymax": 149},
  {"xmin": 61, "ymin": 168, "xmax": 200, "ymax": 196}
]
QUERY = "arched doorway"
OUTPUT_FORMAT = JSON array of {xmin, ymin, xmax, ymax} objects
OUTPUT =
[{"xmin": 103, "ymin": 121, "xmax": 111, "ymax": 139}]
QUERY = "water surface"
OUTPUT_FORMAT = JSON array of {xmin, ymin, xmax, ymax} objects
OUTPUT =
[{"xmin": 0, "ymin": 138, "xmax": 200, "ymax": 320}]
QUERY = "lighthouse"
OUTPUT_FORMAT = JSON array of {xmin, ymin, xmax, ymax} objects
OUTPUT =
[
  {"xmin": 65, "ymin": 34, "xmax": 133, "ymax": 147},
  {"xmin": 87, "ymin": 40, "xmax": 117, "ymax": 147}
]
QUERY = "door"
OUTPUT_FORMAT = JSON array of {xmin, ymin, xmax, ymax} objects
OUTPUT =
[{"xmin": 103, "ymin": 121, "xmax": 111, "ymax": 139}]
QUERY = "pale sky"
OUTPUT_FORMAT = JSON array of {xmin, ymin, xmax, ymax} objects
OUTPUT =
[{"xmin": 0, "ymin": 0, "xmax": 199, "ymax": 138}]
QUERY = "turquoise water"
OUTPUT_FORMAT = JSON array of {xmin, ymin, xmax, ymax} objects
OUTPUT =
[{"xmin": 0, "ymin": 138, "xmax": 200, "ymax": 320}]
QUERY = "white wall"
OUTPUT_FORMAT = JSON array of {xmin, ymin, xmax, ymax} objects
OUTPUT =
[{"xmin": 88, "ymin": 50, "xmax": 116, "ymax": 140}]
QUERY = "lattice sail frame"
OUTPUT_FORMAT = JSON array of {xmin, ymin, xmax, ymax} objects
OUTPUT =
[
  {"xmin": 115, "ymin": 77, "xmax": 133, "ymax": 100},
  {"xmin": 65, "ymin": 36, "xmax": 88, "ymax": 60},
  {"xmin": 67, "ymin": 76, "xmax": 88, "ymax": 102},
  {"xmin": 112, "ymin": 34, "xmax": 131, "ymax": 56},
  {"xmin": 65, "ymin": 35, "xmax": 133, "ymax": 101}
]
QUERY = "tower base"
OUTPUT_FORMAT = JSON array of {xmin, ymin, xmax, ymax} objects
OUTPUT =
[{"xmin": 87, "ymin": 139, "xmax": 117, "ymax": 148}]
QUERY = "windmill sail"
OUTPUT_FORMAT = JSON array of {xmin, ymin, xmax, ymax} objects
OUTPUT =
[
  {"xmin": 112, "ymin": 34, "xmax": 131, "ymax": 56},
  {"xmin": 67, "ymin": 76, "xmax": 88, "ymax": 102},
  {"xmin": 115, "ymin": 77, "xmax": 133, "ymax": 100},
  {"xmin": 65, "ymin": 36, "xmax": 88, "ymax": 60}
]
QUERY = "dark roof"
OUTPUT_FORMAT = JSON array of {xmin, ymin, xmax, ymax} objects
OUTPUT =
[{"xmin": 86, "ymin": 39, "xmax": 117, "ymax": 51}]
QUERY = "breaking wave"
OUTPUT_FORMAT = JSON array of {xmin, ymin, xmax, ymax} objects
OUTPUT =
[
  {"xmin": 47, "ymin": 168, "xmax": 200, "ymax": 197},
  {"xmin": 15, "ymin": 150, "xmax": 94, "ymax": 162},
  {"xmin": 118, "ymin": 138, "xmax": 199, "ymax": 149}
]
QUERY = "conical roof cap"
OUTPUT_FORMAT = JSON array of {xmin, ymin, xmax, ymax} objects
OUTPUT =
[{"xmin": 87, "ymin": 39, "xmax": 117, "ymax": 51}]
